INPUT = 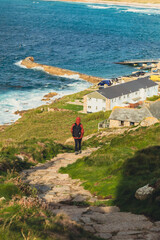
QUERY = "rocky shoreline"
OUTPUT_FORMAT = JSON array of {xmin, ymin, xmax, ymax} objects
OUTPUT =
[{"xmin": 21, "ymin": 57, "xmax": 103, "ymax": 84}]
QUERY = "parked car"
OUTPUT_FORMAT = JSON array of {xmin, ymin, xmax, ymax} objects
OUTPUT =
[{"xmin": 98, "ymin": 79, "xmax": 112, "ymax": 86}]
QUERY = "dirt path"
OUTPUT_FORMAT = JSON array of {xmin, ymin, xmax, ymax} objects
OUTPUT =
[{"xmin": 21, "ymin": 149, "xmax": 160, "ymax": 240}]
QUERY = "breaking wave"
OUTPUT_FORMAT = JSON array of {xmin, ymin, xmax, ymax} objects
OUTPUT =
[
  {"xmin": 121, "ymin": 8, "xmax": 160, "ymax": 15},
  {"xmin": 31, "ymin": 66, "xmax": 45, "ymax": 71},
  {"xmin": 14, "ymin": 60, "xmax": 27, "ymax": 69},
  {"xmin": 87, "ymin": 5, "xmax": 111, "ymax": 10},
  {"xmin": 59, "ymin": 74, "xmax": 81, "ymax": 80}
]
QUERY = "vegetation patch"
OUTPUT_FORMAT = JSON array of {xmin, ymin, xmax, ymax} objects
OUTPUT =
[
  {"xmin": 146, "ymin": 95, "xmax": 160, "ymax": 101},
  {"xmin": 60, "ymin": 124, "xmax": 160, "ymax": 220}
]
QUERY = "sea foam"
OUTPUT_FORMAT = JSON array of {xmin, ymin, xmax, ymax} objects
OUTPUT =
[
  {"xmin": 14, "ymin": 60, "xmax": 27, "ymax": 69},
  {"xmin": 87, "ymin": 5, "xmax": 110, "ymax": 10},
  {"xmin": 121, "ymin": 8, "xmax": 160, "ymax": 15},
  {"xmin": 31, "ymin": 66, "xmax": 45, "ymax": 71},
  {"xmin": 59, "ymin": 74, "xmax": 81, "ymax": 80}
]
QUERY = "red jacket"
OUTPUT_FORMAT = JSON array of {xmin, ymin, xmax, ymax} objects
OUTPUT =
[{"xmin": 71, "ymin": 117, "xmax": 84, "ymax": 139}]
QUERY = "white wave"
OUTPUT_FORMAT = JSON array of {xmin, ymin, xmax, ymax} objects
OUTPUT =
[
  {"xmin": 0, "ymin": 78, "xmax": 91, "ymax": 125},
  {"xmin": 31, "ymin": 66, "xmax": 45, "ymax": 71},
  {"xmin": 14, "ymin": 60, "xmax": 27, "ymax": 69},
  {"xmin": 59, "ymin": 74, "xmax": 81, "ymax": 80},
  {"xmin": 121, "ymin": 8, "xmax": 160, "ymax": 15},
  {"xmin": 87, "ymin": 5, "xmax": 110, "ymax": 9}
]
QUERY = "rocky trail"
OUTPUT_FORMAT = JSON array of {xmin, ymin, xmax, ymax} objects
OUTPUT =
[{"xmin": 21, "ymin": 149, "xmax": 160, "ymax": 240}]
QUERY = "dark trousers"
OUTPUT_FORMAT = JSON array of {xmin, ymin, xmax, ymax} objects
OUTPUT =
[{"xmin": 74, "ymin": 139, "xmax": 82, "ymax": 152}]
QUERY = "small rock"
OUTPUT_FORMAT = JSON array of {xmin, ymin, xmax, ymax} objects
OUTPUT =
[
  {"xmin": 91, "ymin": 212, "xmax": 108, "ymax": 224},
  {"xmin": 89, "ymin": 206, "xmax": 120, "ymax": 213},
  {"xmin": 117, "ymin": 231, "xmax": 143, "ymax": 236},
  {"xmin": 34, "ymin": 185, "xmax": 52, "ymax": 193},
  {"xmin": 135, "ymin": 184, "xmax": 155, "ymax": 200},
  {"xmin": 95, "ymin": 232, "xmax": 112, "ymax": 239},
  {"xmin": 80, "ymin": 215, "xmax": 92, "ymax": 224},
  {"xmin": 84, "ymin": 225, "xmax": 96, "ymax": 233},
  {"xmin": 72, "ymin": 195, "xmax": 89, "ymax": 202}
]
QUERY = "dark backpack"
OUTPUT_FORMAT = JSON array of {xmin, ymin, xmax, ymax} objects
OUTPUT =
[{"xmin": 72, "ymin": 123, "xmax": 82, "ymax": 138}]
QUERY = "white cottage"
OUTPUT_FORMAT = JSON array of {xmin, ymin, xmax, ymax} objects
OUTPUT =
[{"xmin": 83, "ymin": 77, "xmax": 158, "ymax": 113}]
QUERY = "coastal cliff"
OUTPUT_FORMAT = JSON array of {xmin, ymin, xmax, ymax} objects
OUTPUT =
[{"xmin": 21, "ymin": 57, "xmax": 103, "ymax": 84}]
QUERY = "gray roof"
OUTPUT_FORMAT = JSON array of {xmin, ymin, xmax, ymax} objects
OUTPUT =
[
  {"xmin": 109, "ymin": 107, "xmax": 153, "ymax": 122},
  {"xmin": 97, "ymin": 77, "xmax": 158, "ymax": 99},
  {"xmin": 149, "ymin": 101, "xmax": 160, "ymax": 119}
]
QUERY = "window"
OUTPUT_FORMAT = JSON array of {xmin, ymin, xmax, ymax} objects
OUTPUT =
[
  {"xmin": 103, "ymin": 99, "xmax": 106, "ymax": 103},
  {"xmin": 121, "ymin": 121, "xmax": 124, "ymax": 126},
  {"xmin": 88, "ymin": 106, "xmax": 91, "ymax": 109},
  {"xmin": 96, "ymin": 106, "xmax": 98, "ymax": 110},
  {"xmin": 102, "ymin": 107, "xmax": 105, "ymax": 111},
  {"xmin": 130, "ymin": 122, "xmax": 134, "ymax": 126}
]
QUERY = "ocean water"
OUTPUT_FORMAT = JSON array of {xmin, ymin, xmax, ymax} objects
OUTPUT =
[{"xmin": 1, "ymin": 0, "xmax": 160, "ymax": 125}]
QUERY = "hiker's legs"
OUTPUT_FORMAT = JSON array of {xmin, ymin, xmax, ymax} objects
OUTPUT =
[
  {"xmin": 74, "ymin": 139, "xmax": 78, "ymax": 152},
  {"xmin": 78, "ymin": 139, "xmax": 82, "ymax": 152}
]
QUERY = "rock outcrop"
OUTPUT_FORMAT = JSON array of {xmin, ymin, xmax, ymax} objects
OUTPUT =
[
  {"xmin": 21, "ymin": 57, "xmax": 103, "ymax": 84},
  {"xmin": 41, "ymin": 92, "xmax": 58, "ymax": 101}
]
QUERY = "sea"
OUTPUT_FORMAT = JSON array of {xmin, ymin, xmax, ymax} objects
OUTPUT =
[{"xmin": 1, "ymin": 0, "xmax": 160, "ymax": 125}]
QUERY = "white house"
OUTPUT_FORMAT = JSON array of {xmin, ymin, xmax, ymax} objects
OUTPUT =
[{"xmin": 83, "ymin": 77, "xmax": 158, "ymax": 113}]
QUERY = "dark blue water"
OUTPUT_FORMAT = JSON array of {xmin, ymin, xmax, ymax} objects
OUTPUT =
[{"xmin": 1, "ymin": 0, "xmax": 160, "ymax": 124}]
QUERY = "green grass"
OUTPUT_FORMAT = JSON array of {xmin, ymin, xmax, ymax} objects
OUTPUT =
[
  {"xmin": 61, "ymin": 104, "xmax": 83, "ymax": 112},
  {"xmin": 0, "ymin": 183, "xmax": 20, "ymax": 200},
  {"xmin": 60, "ymin": 124, "xmax": 160, "ymax": 220},
  {"xmin": 146, "ymin": 95, "xmax": 160, "ymax": 101},
  {"xmin": 0, "ymin": 199, "xmax": 100, "ymax": 240},
  {"xmin": 0, "ymin": 89, "xmax": 109, "ymax": 239}
]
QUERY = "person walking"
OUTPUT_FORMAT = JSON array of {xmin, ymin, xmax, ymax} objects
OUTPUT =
[{"xmin": 71, "ymin": 117, "xmax": 84, "ymax": 155}]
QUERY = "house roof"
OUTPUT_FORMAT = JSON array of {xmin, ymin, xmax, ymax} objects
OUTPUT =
[
  {"xmin": 109, "ymin": 107, "xmax": 153, "ymax": 122},
  {"xmin": 97, "ymin": 77, "xmax": 158, "ymax": 99},
  {"xmin": 87, "ymin": 91, "xmax": 106, "ymax": 100},
  {"xmin": 148, "ymin": 100, "xmax": 160, "ymax": 119}
]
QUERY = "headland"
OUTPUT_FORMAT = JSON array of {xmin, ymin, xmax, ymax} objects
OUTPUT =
[{"xmin": 21, "ymin": 57, "xmax": 103, "ymax": 84}]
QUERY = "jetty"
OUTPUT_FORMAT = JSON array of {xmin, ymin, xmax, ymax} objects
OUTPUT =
[
  {"xmin": 21, "ymin": 57, "xmax": 103, "ymax": 84},
  {"xmin": 116, "ymin": 59, "xmax": 160, "ymax": 66}
]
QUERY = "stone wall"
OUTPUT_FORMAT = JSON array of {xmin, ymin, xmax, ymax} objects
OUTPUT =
[
  {"xmin": 109, "ymin": 120, "xmax": 139, "ymax": 128},
  {"xmin": 109, "ymin": 120, "xmax": 120, "ymax": 128}
]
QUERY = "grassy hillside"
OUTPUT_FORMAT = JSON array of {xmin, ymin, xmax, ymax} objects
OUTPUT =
[
  {"xmin": 0, "ymin": 89, "xmax": 110, "ymax": 240},
  {"xmin": 60, "ymin": 123, "xmax": 160, "ymax": 220},
  {"xmin": 1, "ymin": 86, "xmax": 160, "ymax": 240}
]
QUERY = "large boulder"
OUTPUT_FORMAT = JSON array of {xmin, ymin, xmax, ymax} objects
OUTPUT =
[{"xmin": 135, "ymin": 184, "xmax": 155, "ymax": 200}]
